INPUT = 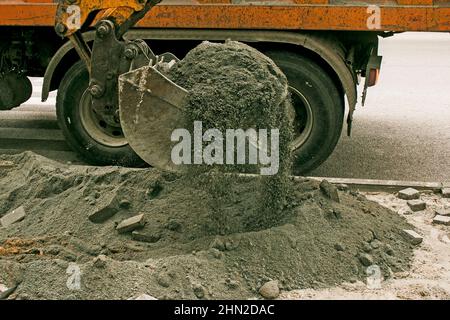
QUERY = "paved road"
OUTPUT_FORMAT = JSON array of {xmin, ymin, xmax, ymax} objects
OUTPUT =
[
  {"xmin": 0, "ymin": 81, "xmax": 82, "ymax": 163},
  {"xmin": 311, "ymin": 32, "xmax": 450, "ymax": 182},
  {"xmin": 2, "ymin": 33, "xmax": 450, "ymax": 181}
]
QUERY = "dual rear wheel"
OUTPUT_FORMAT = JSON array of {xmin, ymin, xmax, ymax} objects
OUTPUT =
[{"xmin": 56, "ymin": 50, "xmax": 344, "ymax": 174}]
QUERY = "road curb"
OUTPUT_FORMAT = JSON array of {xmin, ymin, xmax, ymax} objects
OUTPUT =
[{"xmin": 306, "ymin": 176, "xmax": 444, "ymax": 192}]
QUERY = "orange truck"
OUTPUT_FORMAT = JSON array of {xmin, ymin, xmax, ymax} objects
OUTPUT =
[{"xmin": 0, "ymin": 0, "xmax": 449, "ymax": 173}]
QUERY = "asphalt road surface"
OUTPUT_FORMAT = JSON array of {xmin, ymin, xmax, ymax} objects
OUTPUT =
[
  {"xmin": 1, "ymin": 33, "xmax": 450, "ymax": 182},
  {"xmin": 311, "ymin": 32, "xmax": 450, "ymax": 182}
]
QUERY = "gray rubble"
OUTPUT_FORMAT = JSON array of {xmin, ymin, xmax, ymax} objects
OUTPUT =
[
  {"xmin": 432, "ymin": 215, "xmax": 450, "ymax": 226},
  {"xmin": 435, "ymin": 208, "xmax": 450, "ymax": 216},
  {"xmin": 401, "ymin": 229, "xmax": 423, "ymax": 245},
  {"xmin": 398, "ymin": 188, "xmax": 420, "ymax": 200},
  {"xmin": 0, "ymin": 206, "xmax": 26, "ymax": 227},
  {"xmin": 116, "ymin": 214, "xmax": 145, "ymax": 233},
  {"xmin": 259, "ymin": 280, "xmax": 280, "ymax": 299},
  {"xmin": 88, "ymin": 193, "xmax": 119, "ymax": 223},
  {"xmin": 407, "ymin": 200, "xmax": 426, "ymax": 212}
]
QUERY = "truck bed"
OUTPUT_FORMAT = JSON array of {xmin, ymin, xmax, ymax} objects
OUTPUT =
[{"xmin": 0, "ymin": 0, "xmax": 449, "ymax": 32}]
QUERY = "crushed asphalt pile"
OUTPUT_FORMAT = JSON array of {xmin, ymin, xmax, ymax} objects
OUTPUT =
[
  {"xmin": 0, "ymin": 152, "xmax": 415, "ymax": 299},
  {"xmin": 0, "ymin": 42, "xmax": 415, "ymax": 299}
]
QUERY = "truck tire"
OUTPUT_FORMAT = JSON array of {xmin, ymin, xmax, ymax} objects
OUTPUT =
[
  {"xmin": 56, "ymin": 61, "xmax": 145, "ymax": 167},
  {"xmin": 264, "ymin": 51, "xmax": 344, "ymax": 174}
]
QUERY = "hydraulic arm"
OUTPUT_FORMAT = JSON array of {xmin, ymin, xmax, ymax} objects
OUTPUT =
[
  {"xmin": 54, "ymin": 0, "xmax": 161, "ymax": 69},
  {"xmin": 53, "ymin": 0, "xmax": 188, "ymax": 170}
]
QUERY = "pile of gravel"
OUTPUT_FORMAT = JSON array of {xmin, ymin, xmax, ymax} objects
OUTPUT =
[{"xmin": 0, "ymin": 152, "xmax": 414, "ymax": 299}]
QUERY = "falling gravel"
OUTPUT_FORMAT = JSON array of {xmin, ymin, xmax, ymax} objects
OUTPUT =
[
  {"xmin": 0, "ymin": 152, "xmax": 414, "ymax": 299},
  {"xmin": 168, "ymin": 40, "xmax": 294, "ymax": 231}
]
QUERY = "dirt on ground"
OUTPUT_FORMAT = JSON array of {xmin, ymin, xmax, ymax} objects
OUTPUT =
[
  {"xmin": 0, "ymin": 42, "xmax": 425, "ymax": 300},
  {"xmin": 0, "ymin": 152, "xmax": 415, "ymax": 300},
  {"xmin": 281, "ymin": 189, "xmax": 450, "ymax": 300}
]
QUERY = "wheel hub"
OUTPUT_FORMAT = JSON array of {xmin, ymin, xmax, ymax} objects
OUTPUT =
[
  {"xmin": 290, "ymin": 86, "xmax": 314, "ymax": 150},
  {"xmin": 79, "ymin": 90, "xmax": 128, "ymax": 148}
]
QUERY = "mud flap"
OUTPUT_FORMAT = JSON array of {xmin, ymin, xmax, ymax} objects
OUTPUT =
[{"xmin": 0, "ymin": 73, "xmax": 32, "ymax": 110}]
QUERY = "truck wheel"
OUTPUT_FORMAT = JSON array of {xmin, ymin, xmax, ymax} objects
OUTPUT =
[
  {"xmin": 56, "ymin": 61, "xmax": 145, "ymax": 167},
  {"xmin": 264, "ymin": 51, "xmax": 344, "ymax": 174}
]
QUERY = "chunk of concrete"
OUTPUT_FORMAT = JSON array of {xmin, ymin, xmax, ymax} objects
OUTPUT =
[
  {"xmin": 401, "ymin": 229, "xmax": 423, "ymax": 245},
  {"xmin": 407, "ymin": 200, "xmax": 426, "ymax": 212},
  {"xmin": 397, "ymin": 188, "xmax": 420, "ymax": 200},
  {"xmin": 259, "ymin": 280, "xmax": 280, "ymax": 299},
  {"xmin": 133, "ymin": 293, "xmax": 157, "ymax": 300},
  {"xmin": 441, "ymin": 188, "xmax": 450, "ymax": 199},
  {"xmin": 0, "ymin": 284, "xmax": 18, "ymax": 300},
  {"xmin": 435, "ymin": 208, "xmax": 450, "ymax": 217},
  {"xmin": 433, "ymin": 215, "xmax": 450, "ymax": 226},
  {"xmin": 0, "ymin": 206, "xmax": 26, "ymax": 227},
  {"xmin": 320, "ymin": 180, "xmax": 340, "ymax": 203},
  {"xmin": 116, "ymin": 214, "xmax": 145, "ymax": 233},
  {"xmin": 88, "ymin": 194, "xmax": 119, "ymax": 223}
]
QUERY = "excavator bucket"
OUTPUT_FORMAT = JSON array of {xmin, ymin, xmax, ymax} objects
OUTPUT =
[{"xmin": 118, "ymin": 65, "xmax": 189, "ymax": 171}]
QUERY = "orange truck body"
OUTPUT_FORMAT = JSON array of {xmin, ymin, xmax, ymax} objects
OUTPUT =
[{"xmin": 0, "ymin": 0, "xmax": 450, "ymax": 32}]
